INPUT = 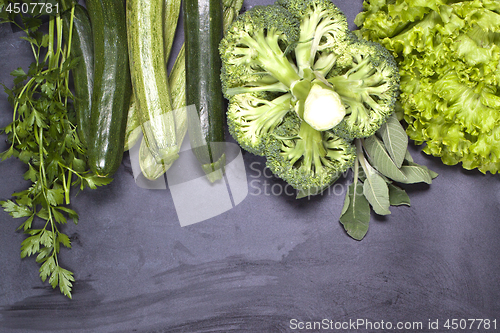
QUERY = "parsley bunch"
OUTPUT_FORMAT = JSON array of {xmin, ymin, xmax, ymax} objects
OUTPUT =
[{"xmin": 0, "ymin": 5, "xmax": 111, "ymax": 298}]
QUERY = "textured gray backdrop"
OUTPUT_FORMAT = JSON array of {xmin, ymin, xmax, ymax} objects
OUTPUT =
[{"xmin": 1, "ymin": 1, "xmax": 499, "ymax": 332}]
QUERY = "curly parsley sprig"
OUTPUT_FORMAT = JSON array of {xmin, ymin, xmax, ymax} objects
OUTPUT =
[{"xmin": 0, "ymin": 4, "xmax": 111, "ymax": 298}]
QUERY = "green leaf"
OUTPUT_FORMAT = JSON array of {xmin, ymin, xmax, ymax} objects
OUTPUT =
[
  {"xmin": 39, "ymin": 256, "xmax": 56, "ymax": 282},
  {"xmin": 33, "ymin": 108, "xmax": 48, "ymax": 128},
  {"xmin": 19, "ymin": 150, "xmax": 33, "ymax": 163},
  {"xmin": 39, "ymin": 230, "xmax": 54, "ymax": 248},
  {"xmin": 20, "ymin": 36, "xmax": 38, "ymax": 46},
  {"xmin": 18, "ymin": 102, "xmax": 29, "ymax": 117},
  {"xmin": 57, "ymin": 232, "xmax": 71, "ymax": 248},
  {"xmin": 72, "ymin": 157, "xmax": 86, "ymax": 173},
  {"xmin": 57, "ymin": 267, "xmax": 75, "ymax": 299},
  {"xmin": 363, "ymin": 165, "xmax": 391, "ymax": 215},
  {"xmin": 49, "ymin": 266, "xmax": 75, "ymax": 298},
  {"xmin": 428, "ymin": 168, "xmax": 439, "ymax": 179},
  {"xmin": 404, "ymin": 149, "xmax": 414, "ymax": 163},
  {"xmin": 15, "ymin": 191, "xmax": 32, "ymax": 206},
  {"xmin": 340, "ymin": 189, "xmax": 350, "ymax": 216},
  {"xmin": 388, "ymin": 183, "xmax": 411, "ymax": 206},
  {"xmin": 363, "ymin": 135, "xmax": 408, "ymax": 182},
  {"xmin": 36, "ymin": 207, "xmax": 50, "ymax": 220},
  {"xmin": 61, "ymin": 57, "xmax": 80, "ymax": 72},
  {"xmin": 46, "ymin": 159, "xmax": 60, "ymax": 183},
  {"xmin": 36, "ymin": 247, "xmax": 53, "ymax": 263},
  {"xmin": 49, "ymin": 266, "xmax": 59, "ymax": 288},
  {"xmin": 378, "ymin": 113, "xmax": 408, "ymax": 168},
  {"xmin": 83, "ymin": 175, "xmax": 113, "ymax": 189},
  {"xmin": 399, "ymin": 163, "xmax": 433, "ymax": 184},
  {"xmin": 0, "ymin": 146, "xmax": 15, "ymax": 161},
  {"xmin": 56, "ymin": 206, "xmax": 79, "ymax": 224},
  {"xmin": 41, "ymin": 82, "xmax": 55, "ymax": 98},
  {"xmin": 1, "ymin": 200, "xmax": 32, "ymax": 218},
  {"xmin": 23, "ymin": 164, "xmax": 38, "ymax": 182},
  {"xmin": 339, "ymin": 182, "xmax": 371, "ymax": 240},
  {"xmin": 10, "ymin": 67, "xmax": 26, "ymax": 78},
  {"xmin": 20, "ymin": 234, "xmax": 41, "ymax": 258},
  {"xmin": 52, "ymin": 208, "xmax": 67, "ymax": 224},
  {"xmin": 40, "ymin": 34, "xmax": 50, "ymax": 48},
  {"xmin": 22, "ymin": 16, "xmax": 42, "ymax": 31},
  {"xmin": 45, "ymin": 187, "xmax": 65, "ymax": 206},
  {"xmin": 17, "ymin": 215, "xmax": 35, "ymax": 231}
]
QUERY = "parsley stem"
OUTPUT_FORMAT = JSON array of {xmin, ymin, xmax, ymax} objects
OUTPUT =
[
  {"xmin": 11, "ymin": 77, "xmax": 36, "ymax": 144},
  {"xmin": 65, "ymin": 169, "xmax": 72, "ymax": 205}
]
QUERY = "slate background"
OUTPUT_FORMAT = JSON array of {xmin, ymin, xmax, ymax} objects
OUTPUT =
[{"xmin": 1, "ymin": 1, "xmax": 499, "ymax": 332}]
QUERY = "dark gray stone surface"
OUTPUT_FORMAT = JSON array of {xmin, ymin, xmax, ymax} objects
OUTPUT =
[{"xmin": 1, "ymin": 1, "xmax": 499, "ymax": 332}]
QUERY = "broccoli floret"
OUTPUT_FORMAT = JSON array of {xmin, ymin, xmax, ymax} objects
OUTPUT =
[
  {"xmin": 277, "ymin": 0, "xmax": 350, "ymax": 77},
  {"xmin": 328, "ymin": 37, "xmax": 401, "ymax": 139},
  {"xmin": 266, "ymin": 113, "xmax": 356, "ymax": 192},
  {"xmin": 219, "ymin": 5, "xmax": 302, "ymax": 96},
  {"xmin": 227, "ymin": 92, "xmax": 293, "ymax": 156},
  {"xmin": 220, "ymin": 0, "xmax": 399, "ymax": 195}
]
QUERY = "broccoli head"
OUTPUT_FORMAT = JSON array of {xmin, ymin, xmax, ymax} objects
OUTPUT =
[
  {"xmin": 266, "ymin": 113, "xmax": 356, "ymax": 192},
  {"xmin": 328, "ymin": 37, "xmax": 400, "ymax": 140},
  {"xmin": 277, "ymin": 0, "xmax": 350, "ymax": 77},
  {"xmin": 227, "ymin": 92, "xmax": 293, "ymax": 156},
  {"xmin": 220, "ymin": 0, "xmax": 399, "ymax": 194},
  {"xmin": 219, "ymin": 4, "xmax": 302, "ymax": 95}
]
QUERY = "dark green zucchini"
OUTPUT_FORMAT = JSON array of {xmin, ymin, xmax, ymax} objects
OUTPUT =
[
  {"xmin": 86, "ymin": 0, "xmax": 132, "ymax": 176},
  {"xmin": 62, "ymin": 4, "xmax": 93, "ymax": 146},
  {"xmin": 183, "ymin": 0, "xmax": 226, "ymax": 181}
]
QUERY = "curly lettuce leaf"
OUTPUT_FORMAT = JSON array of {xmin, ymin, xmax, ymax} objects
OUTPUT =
[{"xmin": 356, "ymin": 0, "xmax": 500, "ymax": 174}]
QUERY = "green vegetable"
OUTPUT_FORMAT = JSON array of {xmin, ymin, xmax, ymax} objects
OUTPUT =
[
  {"xmin": 124, "ymin": 0, "xmax": 243, "ymax": 180},
  {"xmin": 339, "ymin": 114, "xmax": 437, "ymax": 240},
  {"xmin": 124, "ymin": 92, "xmax": 142, "ymax": 151},
  {"xmin": 0, "ymin": 7, "xmax": 112, "ymax": 298},
  {"xmin": 355, "ymin": 0, "xmax": 500, "ymax": 174},
  {"xmin": 184, "ymin": 0, "xmax": 226, "ymax": 181},
  {"xmin": 62, "ymin": 4, "xmax": 93, "ymax": 146},
  {"xmin": 220, "ymin": 0, "xmax": 400, "ymax": 192},
  {"xmin": 124, "ymin": 0, "xmax": 181, "ymax": 156},
  {"xmin": 126, "ymin": 0, "xmax": 179, "ymax": 165},
  {"xmin": 86, "ymin": 0, "xmax": 132, "ymax": 177}
]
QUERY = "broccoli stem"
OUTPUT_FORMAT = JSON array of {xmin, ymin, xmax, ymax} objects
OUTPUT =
[
  {"xmin": 242, "ymin": 94, "xmax": 292, "ymax": 136},
  {"xmin": 242, "ymin": 28, "xmax": 301, "ymax": 88},
  {"xmin": 226, "ymin": 81, "xmax": 289, "ymax": 96},
  {"xmin": 287, "ymin": 121, "xmax": 326, "ymax": 174}
]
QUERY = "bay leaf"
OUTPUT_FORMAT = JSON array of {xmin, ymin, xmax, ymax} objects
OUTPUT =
[
  {"xmin": 340, "ymin": 182, "xmax": 370, "ymax": 240},
  {"xmin": 363, "ymin": 166, "xmax": 391, "ymax": 215},
  {"xmin": 388, "ymin": 183, "xmax": 411, "ymax": 206},
  {"xmin": 363, "ymin": 135, "xmax": 408, "ymax": 182},
  {"xmin": 378, "ymin": 113, "xmax": 408, "ymax": 168}
]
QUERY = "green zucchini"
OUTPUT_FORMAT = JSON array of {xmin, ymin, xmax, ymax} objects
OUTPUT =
[
  {"xmin": 62, "ymin": 4, "xmax": 93, "ymax": 146},
  {"xmin": 127, "ymin": 0, "xmax": 179, "ymax": 165},
  {"xmin": 163, "ymin": 0, "xmax": 181, "ymax": 59},
  {"xmin": 183, "ymin": 0, "xmax": 226, "ymax": 181},
  {"xmin": 86, "ymin": 0, "xmax": 132, "ymax": 177},
  {"xmin": 124, "ymin": 91, "xmax": 142, "ymax": 151}
]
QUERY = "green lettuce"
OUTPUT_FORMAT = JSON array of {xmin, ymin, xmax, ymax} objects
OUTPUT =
[{"xmin": 355, "ymin": 0, "xmax": 500, "ymax": 173}]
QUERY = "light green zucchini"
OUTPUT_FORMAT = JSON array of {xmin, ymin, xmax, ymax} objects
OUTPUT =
[{"xmin": 126, "ymin": 0, "xmax": 178, "ymax": 164}]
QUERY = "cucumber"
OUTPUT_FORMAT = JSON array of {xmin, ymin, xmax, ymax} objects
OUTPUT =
[
  {"xmin": 62, "ymin": 4, "xmax": 93, "ymax": 146},
  {"xmin": 183, "ymin": 0, "xmax": 226, "ymax": 180},
  {"xmin": 86, "ymin": 0, "xmax": 132, "ymax": 176},
  {"xmin": 127, "ymin": 0, "xmax": 179, "ymax": 164}
]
